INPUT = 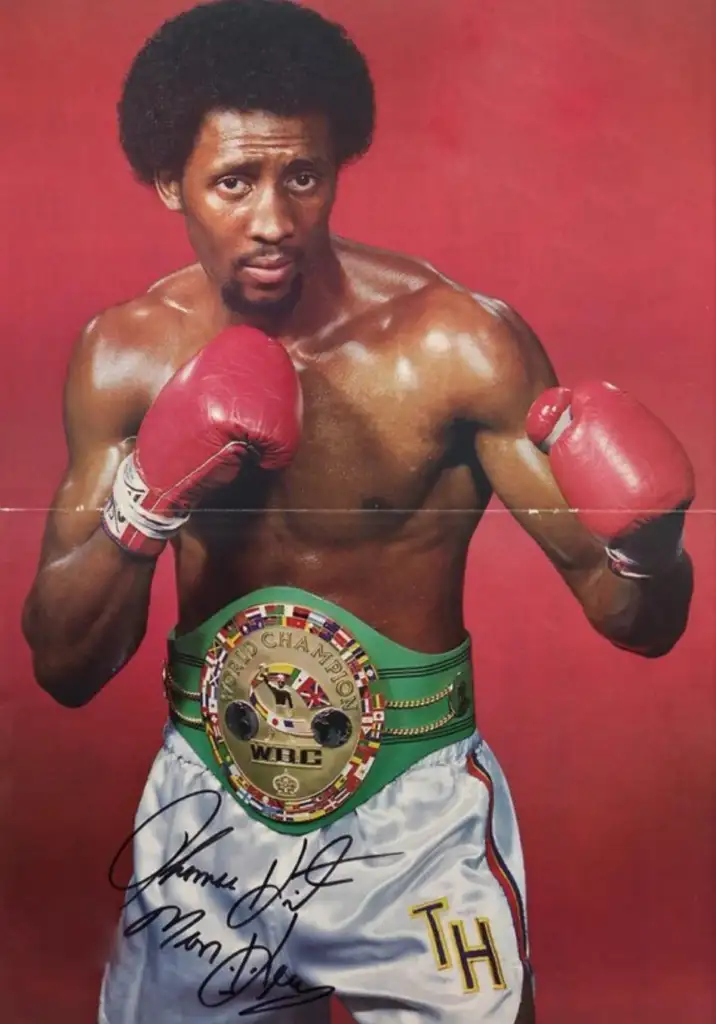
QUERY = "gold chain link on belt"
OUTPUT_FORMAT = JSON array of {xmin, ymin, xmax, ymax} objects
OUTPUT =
[
  {"xmin": 380, "ymin": 682, "xmax": 457, "ymax": 736},
  {"xmin": 163, "ymin": 665, "xmax": 459, "ymax": 736},
  {"xmin": 383, "ymin": 682, "xmax": 453, "ymax": 710},
  {"xmin": 163, "ymin": 665, "xmax": 203, "ymax": 726},
  {"xmin": 381, "ymin": 708, "xmax": 456, "ymax": 737}
]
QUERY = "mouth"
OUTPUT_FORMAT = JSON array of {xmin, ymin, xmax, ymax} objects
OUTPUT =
[{"xmin": 239, "ymin": 257, "xmax": 296, "ymax": 287}]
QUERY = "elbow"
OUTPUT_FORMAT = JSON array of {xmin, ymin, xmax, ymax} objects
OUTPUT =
[
  {"xmin": 29, "ymin": 641, "xmax": 140, "ymax": 706},
  {"xmin": 611, "ymin": 624, "xmax": 688, "ymax": 660},
  {"xmin": 21, "ymin": 604, "xmax": 93, "ymax": 707},
  {"xmin": 592, "ymin": 613, "xmax": 690, "ymax": 660},
  {"xmin": 30, "ymin": 656, "xmax": 102, "ymax": 708},
  {"xmin": 22, "ymin": 598, "xmax": 144, "ymax": 707},
  {"xmin": 581, "ymin": 560, "xmax": 693, "ymax": 662},
  {"xmin": 611, "ymin": 638, "xmax": 677, "ymax": 660},
  {"xmin": 38, "ymin": 684, "xmax": 94, "ymax": 710},
  {"xmin": 25, "ymin": 623, "xmax": 140, "ymax": 708}
]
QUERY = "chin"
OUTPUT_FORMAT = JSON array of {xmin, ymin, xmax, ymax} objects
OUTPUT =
[
  {"xmin": 221, "ymin": 275, "xmax": 303, "ymax": 320},
  {"xmin": 247, "ymin": 283, "xmax": 293, "ymax": 304}
]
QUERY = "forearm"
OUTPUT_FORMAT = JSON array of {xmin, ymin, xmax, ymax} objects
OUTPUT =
[
  {"xmin": 580, "ymin": 551, "xmax": 694, "ymax": 658},
  {"xmin": 22, "ymin": 528, "xmax": 157, "ymax": 705}
]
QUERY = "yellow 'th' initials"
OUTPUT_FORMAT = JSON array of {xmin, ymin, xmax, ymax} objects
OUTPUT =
[
  {"xmin": 409, "ymin": 898, "xmax": 506, "ymax": 994},
  {"xmin": 409, "ymin": 898, "xmax": 453, "ymax": 970}
]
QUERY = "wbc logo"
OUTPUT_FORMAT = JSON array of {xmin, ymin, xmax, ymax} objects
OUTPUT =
[{"xmin": 200, "ymin": 601, "xmax": 384, "ymax": 825}]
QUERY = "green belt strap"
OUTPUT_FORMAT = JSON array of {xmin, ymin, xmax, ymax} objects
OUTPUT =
[{"xmin": 166, "ymin": 586, "xmax": 476, "ymax": 835}]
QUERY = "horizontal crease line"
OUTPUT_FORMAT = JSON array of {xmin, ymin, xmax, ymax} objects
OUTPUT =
[{"xmin": 0, "ymin": 507, "xmax": 710, "ymax": 515}]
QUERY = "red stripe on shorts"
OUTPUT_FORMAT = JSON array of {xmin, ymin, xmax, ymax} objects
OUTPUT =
[{"xmin": 466, "ymin": 751, "xmax": 529, "ymax": 963}]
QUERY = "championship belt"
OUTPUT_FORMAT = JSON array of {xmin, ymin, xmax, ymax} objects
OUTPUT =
[
  {"xmin": 165, "ymin": 588, "xmax": 476, "ymax": 834},
  {"xmin": 198, "ymin": 603, "xmax": 385, "ymax": 825}
]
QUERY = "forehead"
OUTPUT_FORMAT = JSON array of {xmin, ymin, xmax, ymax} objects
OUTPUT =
[{"xmin": 190, "ymin": 109, "xmax": 334, "ymax": 166}]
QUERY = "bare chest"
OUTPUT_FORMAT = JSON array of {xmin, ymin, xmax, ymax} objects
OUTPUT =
[
  {"xmin": 187, "ymin": 356, "xmax": 485, "ymax": 550},
  {"xmin": 285, "ymin": 362, "xmax": 445, "ymax": 512}
]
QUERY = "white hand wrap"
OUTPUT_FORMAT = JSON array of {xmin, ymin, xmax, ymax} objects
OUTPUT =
[
  {"xmin": 605, "ymin": 546, "xmax": 654, "ymax": 580},
  {"xmin": 606, "ymin": 534, "xmax": 684, "ymax": 580},
  {"xmin": 101, "ymin": 453, "xmax": 190, "ymax": 557}
]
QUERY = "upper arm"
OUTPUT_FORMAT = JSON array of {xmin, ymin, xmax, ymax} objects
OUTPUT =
[
  {"xmin": 460, "ymin": 299, "xmax": 605, "ymax": 588},
  {"xmin": 38, "ymin": 315, "xmax": 148, "ymax": 565}
]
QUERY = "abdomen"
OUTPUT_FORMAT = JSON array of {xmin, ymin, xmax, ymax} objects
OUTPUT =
[{"xmin": 175, "ymin": 503, "xmax": 482, "ymax": 653}]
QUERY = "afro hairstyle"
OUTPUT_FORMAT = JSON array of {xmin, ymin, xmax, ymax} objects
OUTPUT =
[{"xmin": 118, "ymin": 0, "xmax": 376, "ymax": 184}]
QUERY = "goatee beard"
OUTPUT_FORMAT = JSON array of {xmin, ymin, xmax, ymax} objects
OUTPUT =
[{"xmin": 220, "ymin": 274, "xmax": 304, "ymax": 324}]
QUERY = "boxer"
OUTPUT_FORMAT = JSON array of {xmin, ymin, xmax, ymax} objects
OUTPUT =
[{"xmin": 22, "ymin": 2, "xmax": 694, "ymax": 1022}]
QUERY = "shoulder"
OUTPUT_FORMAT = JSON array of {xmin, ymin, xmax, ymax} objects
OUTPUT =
[
  {"xmin": 380, "ymin": 264, "xmax": 559, "ymax": 428},
  {"xmin": 64, "ymin": 265, "xmax": 203, "ymax": 435},
  {"xmin": 74, "ymin": 264, "xmax": 202, "ymax": 371},
  {"xmin": 336, "ymin": 235, "xmax": 545, "ymax": 360},
  {"xmin": 390, "ymin": 269, "xmax": 556, "ymax": 386},
  {"xmin": 336, "ymin": 239, "xmax": 558, "ymax": 423},
  {"xmin": 68, "ymin": 266, "xmax": 202, "ymax": 395},
  {"xmin": 418, "ymin": 286, "xmax": 559, "ymax": 428},
  {"xmin": 413, "ymin": 285, "xmax": 549, "ymax": 371}
]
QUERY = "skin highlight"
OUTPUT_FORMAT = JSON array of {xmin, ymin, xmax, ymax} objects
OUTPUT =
[{"xmin": 22, "ymin": 108, "xmax": 693, "ymax": 707}]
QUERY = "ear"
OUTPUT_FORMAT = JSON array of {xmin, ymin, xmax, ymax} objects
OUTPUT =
[{"xmin": 154, "ymin": 174, "xmax": 183, "ymax": 212}]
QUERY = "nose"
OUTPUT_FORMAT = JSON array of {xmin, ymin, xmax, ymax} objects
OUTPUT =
[{"xmin": 248, "ymin": 184, "xmax": 295, "ymax": 246}]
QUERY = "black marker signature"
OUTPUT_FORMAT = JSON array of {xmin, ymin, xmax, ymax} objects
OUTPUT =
[
  {"xmin": 226, "ymin": 831, "xmax": 399, "ymax": 929},
  {"xmin": 109, "ymin": 788, "xmax": 403, "ymax": 1016},
  {"xmin": 123, "ymin": 901, "xmax": 332, "ymax": 1014},
  {"xmin": 109, "ymin": 790, "xmax": 239, "ymax": 905}
]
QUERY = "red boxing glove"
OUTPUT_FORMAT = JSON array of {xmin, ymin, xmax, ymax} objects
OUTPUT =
[
  {"xmin": 526, "ymin": 381, "xmax": 695, "ymax": 578},
  {"xmin": 102, "ymin": 326, "xmax": 302, "ymax": 557}
]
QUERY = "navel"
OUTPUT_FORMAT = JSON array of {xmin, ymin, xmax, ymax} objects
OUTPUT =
[{"xmin": 361, "ymin": 496, "xmax": 391, "ymax": 511}]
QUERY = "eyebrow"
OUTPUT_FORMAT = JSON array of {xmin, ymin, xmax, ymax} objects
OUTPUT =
[{"xmin": 211, "ymin": 155, "xmax": 330, "ymax": 177}]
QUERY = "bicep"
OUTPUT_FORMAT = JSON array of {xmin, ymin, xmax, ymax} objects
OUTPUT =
[
  {"xmin": 38, "ymin": 330, "xmax": 138, "ymax": 564},
  {"xmin": 40, "ymin": 442, "xmax": 131, "ymax": 564},
  {"xmin": 470, "ymin": 305, "xmax": 604, "ymax": 588},
  {"xmin": 476, "ymin": 427, "xmax": 604, "ymax": 586}
]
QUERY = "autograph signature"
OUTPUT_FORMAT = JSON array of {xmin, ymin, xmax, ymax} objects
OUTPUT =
[{"xmin": 109, "ymin": 790, "xmax": 402, "ymax": 1016}]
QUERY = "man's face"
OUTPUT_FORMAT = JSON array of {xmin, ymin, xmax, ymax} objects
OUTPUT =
[{"xmin": 168, "ymin": 109, "xmax": 338, "ymax": 318}]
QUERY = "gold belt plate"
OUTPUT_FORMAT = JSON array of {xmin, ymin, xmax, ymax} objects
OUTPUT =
[{"xmin": 200, "ymin": 602, "xmax": 385, "ymax": 824}]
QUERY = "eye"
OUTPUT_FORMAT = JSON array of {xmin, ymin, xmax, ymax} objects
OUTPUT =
[
  {"xmin": 287, "ymin": 171, "xmax": 320, "ymax": 194},
  {"xmin": 216, "ymin": 176, "xmax": 251, "ymax": 198}
]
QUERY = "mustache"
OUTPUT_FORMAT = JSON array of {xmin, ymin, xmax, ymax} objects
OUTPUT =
[{"xmin": 233, "ymin": 246, "xmax": 303, "ymax": 269}]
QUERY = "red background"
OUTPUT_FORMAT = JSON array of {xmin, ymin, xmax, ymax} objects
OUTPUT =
[{"xmin": 1, "ymin": 1, "xmax": 714, "ymax": 1021}]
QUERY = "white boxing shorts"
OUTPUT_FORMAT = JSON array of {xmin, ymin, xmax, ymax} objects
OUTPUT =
[{"xmin": 99, "ymin": 722, "xmax": 533, "ymax": 1023}]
